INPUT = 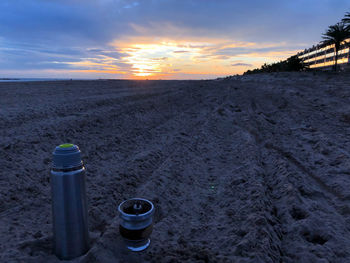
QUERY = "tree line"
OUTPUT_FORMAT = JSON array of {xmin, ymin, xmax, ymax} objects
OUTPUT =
[{"xmin": 244, "ymin": 12, "xmax": 350, "ymax": 75}]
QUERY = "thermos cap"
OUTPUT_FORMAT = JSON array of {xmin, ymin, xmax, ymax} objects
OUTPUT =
[{"xmin": 52, "ymin": 143, "xmax": 83, "ymax": 169}]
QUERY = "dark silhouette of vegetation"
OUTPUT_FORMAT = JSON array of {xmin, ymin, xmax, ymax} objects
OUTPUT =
[
  {"xmin": 241, "ymin": 11, "xmax": 350, "ymax": 75},
  {"xmin": 342, "ymin": 12, "xmax": 350, "ymax": 30},
  {"xmin": 243, "ymin": 55, "xmax": 304, "ymax": 75},
  {"xmin": 322, "ymin": 22, "xmax": 350, "ymax": 71}
]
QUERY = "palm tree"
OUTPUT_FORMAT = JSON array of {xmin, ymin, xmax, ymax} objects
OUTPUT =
[{"xmin": 322, "ymin": 23, "xmax": 350, "ymax": 71}]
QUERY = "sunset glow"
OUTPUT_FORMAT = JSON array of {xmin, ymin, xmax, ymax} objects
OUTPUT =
[
  {"xmin": 111, "ymin": 40, "xmax": 301, "ymax": 79},
  {"xmin": 1, "ymin": 1, "xmax": 349, "ymax": 79}
]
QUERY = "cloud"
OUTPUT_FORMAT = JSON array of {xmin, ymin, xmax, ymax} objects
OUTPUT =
[
  {"xmin": 2, "ymin": 0, "xmax": 349, "ymax": 45},
  {"xmin": 123, "ymin": 1, "xmax": 139, "ymax": 9},
  {"xmin": 232, "ymin": 63, "xmax": 253, "ymax": 67},
  {"xmin": 173, "ymin": 50, "xmax": 190, "ymax": 53},
  {"xmin": 1, "ymin": 0, "xmax": 350, "ymax": 78}
]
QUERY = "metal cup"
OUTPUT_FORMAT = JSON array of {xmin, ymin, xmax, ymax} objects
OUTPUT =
[
  {"xmin": 118, "ymin": 198, "xmax": 155, "ymax": 251},
  {"xmin": 50, "ymin": 144, "xmax": 89, "ymax": 260}
]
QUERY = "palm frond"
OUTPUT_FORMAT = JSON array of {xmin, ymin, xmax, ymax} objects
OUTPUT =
[
  {"xmin": 342, "ymin": 12, "xmax": 350, "ymax": 30},
  {"xmin": 342, "ymin": 12, "xmax": 350, "ymax": 23},
  {"xmin": 321, "ymin": 23, "xmax": 350, "ymax": 48}
]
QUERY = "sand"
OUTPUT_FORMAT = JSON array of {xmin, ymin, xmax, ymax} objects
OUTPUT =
[{"xmin": 1, "ymin": 72, "xmax": 350, "ymax": 262}]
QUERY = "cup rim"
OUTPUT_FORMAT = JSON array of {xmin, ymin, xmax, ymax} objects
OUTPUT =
[{"xmin": 118, "ymin": 198, "xmax": 154, "ymax": 218}]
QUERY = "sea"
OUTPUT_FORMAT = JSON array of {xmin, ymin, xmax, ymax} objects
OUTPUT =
[{"xmin": 0, "ymin": 78, "xmax": 94, "ymax": 82}]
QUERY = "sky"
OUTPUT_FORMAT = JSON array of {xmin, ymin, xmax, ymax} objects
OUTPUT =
[{"xmin": 1, "ymin": 0, "xmax": 350, "ymax": 80}]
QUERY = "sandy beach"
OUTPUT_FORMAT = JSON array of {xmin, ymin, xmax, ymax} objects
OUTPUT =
[{"xmin": 1, "ymin": 72, "xmax": 350, "ymax": 262}]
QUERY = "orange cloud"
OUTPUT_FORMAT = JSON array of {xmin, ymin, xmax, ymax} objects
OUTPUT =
[
  {"xmin": 48, "ymin": 35, "xmax": 304, "ymax": 79},
  {"xmin": 71, "ymin": 69, "xmax": 128, "ymax": 74}
]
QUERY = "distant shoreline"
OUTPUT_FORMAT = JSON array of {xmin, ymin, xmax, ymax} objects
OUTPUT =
[
  {"xmin": 0, "ymin": 78, "xmax": 20, "ymax": 80},
  {"xmin": 0, "ymin": 78, "xmax": 211, "ymax": 82},
  {"xmin": 0, "ymin": 78, "xmax": 88, "ymax": 82}
]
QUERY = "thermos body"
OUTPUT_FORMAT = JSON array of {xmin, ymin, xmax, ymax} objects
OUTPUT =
[{"xmin": 51, "ymin": 144, "xmax": 89, "ymax": 260}]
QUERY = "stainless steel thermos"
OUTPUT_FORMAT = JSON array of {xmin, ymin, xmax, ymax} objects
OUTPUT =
[
  {"xmin": 51, "ymin": 144, "xmax": 89, "ymax": 260},
  {"xmin": 118, "ymin": 198, "xmax": 155, "ymax": 251}
]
